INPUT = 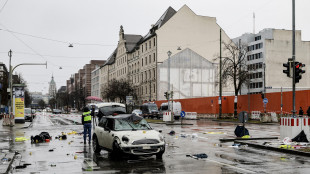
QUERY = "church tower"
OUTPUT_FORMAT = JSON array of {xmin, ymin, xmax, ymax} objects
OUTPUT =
[{"xmin": 48, "ymin": 75, "xmax": 57, "ymax": 97}]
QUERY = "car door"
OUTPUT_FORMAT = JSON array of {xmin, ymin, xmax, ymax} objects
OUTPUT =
[
  {"xmin": 97, "ymin": 117, "xmax": 107, "ymax": 146},
  {"xmin": 102, "ymin": 119, "xmax": 115, "ymax": 149}
]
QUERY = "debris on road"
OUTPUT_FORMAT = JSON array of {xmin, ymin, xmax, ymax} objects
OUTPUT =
[
  {"xmin": 234, "ymin": 125, "xmax": 249, "ymax": 137},
  {"xmin": 15, "ymin": 137, "xmax": 29, "ymax": 142},
  {"xmin": 168, "ymin": 130, "xmax": 175, "ymax": 135},
  {"xmin": 203, "ymin": 132, "xmax": 226, "ymax": 134},
  {"xmin": 31, "ymin": 132, "xmax": 51, "ymax": 143},
  {"xmin": 186, "ymin": 153, "xmax": 208, "ymax": 159}
]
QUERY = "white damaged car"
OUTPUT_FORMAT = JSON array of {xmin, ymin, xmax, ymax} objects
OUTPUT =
[{"xmin": 92, "ymin": 114, "xmax": 165, "ymax": 159}]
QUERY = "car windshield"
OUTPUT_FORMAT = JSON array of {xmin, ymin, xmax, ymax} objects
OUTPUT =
[
  {"xmin": 133, "ymin": 110, "xmax": 142, "ymax": 114},
  {"xmin": 99, "ymin": 105, "xmax": 126, "ymax": 116},
  {"xmin": 25, "ymin": 109, "xmax": 31, "ymax": 114},
  {"xmin": 114, "ymin": 117, "xmax": 152, "ymax": 131},
  {"xmin": 148, "ymin": 105, "xmax": 158, "ymax": 111},
  {"xmin": 161, "ymin": 105, "xmax": 168, "ymax": 111}
]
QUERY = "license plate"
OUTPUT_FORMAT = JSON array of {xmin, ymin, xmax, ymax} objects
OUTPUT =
[{"xmin": 143, "ymin": 146, "xmax": 151, "ymax": 149}]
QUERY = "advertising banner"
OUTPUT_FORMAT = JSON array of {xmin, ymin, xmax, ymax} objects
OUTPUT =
[{"xmin": 13, "ymin": 86, "xmax": 25, "ymax": 123}]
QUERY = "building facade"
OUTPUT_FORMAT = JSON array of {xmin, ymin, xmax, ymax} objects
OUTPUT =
[
  {"xmin": 98, "ymin": 5, "xmax": 232, "ymax": 105},
  {"xmin": 233, "ymin": 29, "xmax": 310, "ymax": 95}
]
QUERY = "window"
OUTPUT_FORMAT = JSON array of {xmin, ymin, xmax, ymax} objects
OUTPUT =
[
  {"xmin": 153, "ymin": 84, "xmax": 155, "ymax": 93},
  {"xmin": 153, "ymin": 53, "xmax": 156, "ymax": 62},
  {"xmin": 141, "ymin": 45, "xmax": 143, "ymax": 53},
  {"xmin": 142, "ymin": 59, "xmax": 143, "ymax": 66},
  {"xmin": 145, "ymin": 57, "xmax": 147, "ymax": 65},
  {"xmin": 145, "ymin": 43, "xmax": 147, "ymax": 51},
  {"xmin": 153, "ymin": 38, "xmax": 156, "ymax": 46},
  {"xmin": 255, "ymin": 36, "xmax": 261, "ymax": 41},
  {"xmin": 149, "ymin": 41, "xmax": 151, "ymax": 49},
  {"xmin": 149, "ymin": 55, "xmax": 151, "ymax": 63}
]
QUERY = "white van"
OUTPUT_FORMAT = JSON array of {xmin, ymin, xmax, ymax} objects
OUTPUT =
[{"xmin": 159, "ymin": 101, "xmax": 182, "ymax": 119}]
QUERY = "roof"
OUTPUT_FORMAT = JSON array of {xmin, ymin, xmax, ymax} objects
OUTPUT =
[
  {"xmin": 139, "ymin": 6, "xmax": 176, "ymax": 44},
  {"xmin": 102, "ymin": 49, "xmax": 117, "ymax": 66},
  {"xmin": 124, "ymin": 34, "xmax": 143, "ymax": 53},
  {"xmin": 96, "ymin": 102, "xmax": 125, "ymax": 108}
]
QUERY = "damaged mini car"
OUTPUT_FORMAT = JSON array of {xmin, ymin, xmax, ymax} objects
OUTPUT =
[{"xmin": 92, "ymin": 114, "xmax": 165, "ymax": 159}]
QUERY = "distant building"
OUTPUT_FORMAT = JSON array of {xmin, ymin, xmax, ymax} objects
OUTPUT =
[
  {"xmin": 48, "ymin": 75, "xmax": 57, "ymax": 98},
  {"xmin": 0, "ymin": 62, "xmax": 8, "ymax": 107},
  {"xmin": 233, "ymin": 29, "xmax": 310, "ymax": 95},
  {"xmin": 58, "ymin": 86, "xmax": 67, "ymax": 93}
]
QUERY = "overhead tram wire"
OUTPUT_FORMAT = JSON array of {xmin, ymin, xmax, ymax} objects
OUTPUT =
[
  {"xmin": 0, "ymin": 0, "xmax": 9, "ymax": 14},
  {"xmin": 0, "ymin": 28, "xmax": 116, "ymax": 47},
  {"xmin": 0, "ymin": 22, "xmax": 59, "ymax": 67},
  {"xmin": 0, "ymin": 51, "xmax": 105, "ymax": 59}
]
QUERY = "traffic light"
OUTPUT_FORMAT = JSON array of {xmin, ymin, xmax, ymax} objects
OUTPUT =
[
  {"xmin": 295, "ymin": 62, "xmax": 305, "ymax": 83},
  {"xmin": 164, "ymin": 92, "xmax": 168, "ymax": 100},
  {"xmin": 261, "ymin": 93, "xmax": 265, "ymax": 99},
  {"xmin": 283, "ymin": 61, "xmax": 292, "ymax": 77}
]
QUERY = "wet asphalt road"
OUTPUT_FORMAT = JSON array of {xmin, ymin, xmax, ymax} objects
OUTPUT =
[{"xmin": 1, "ymin": 111, "xmax": 310, "ymax": 174}]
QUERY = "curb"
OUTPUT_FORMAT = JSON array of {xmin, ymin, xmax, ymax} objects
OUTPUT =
[{"xmin": 234, "ymin": 140, "xmax": 310, "ymax": 157}]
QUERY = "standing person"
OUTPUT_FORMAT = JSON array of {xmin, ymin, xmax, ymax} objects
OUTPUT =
[
  {"xmin": 90, "ymin": 105, "xmax": 96, "ymax": 126},
  {"xmin": 298, "ymin": 107, "xmax": 304, "ymax": 117},
  {"xmin": 307, "ymin": 106, "xmax": 310, "ymax": 116},
  {"xmin": 82, "ymin": 107, "xmax": 92, "ymax": 145}
]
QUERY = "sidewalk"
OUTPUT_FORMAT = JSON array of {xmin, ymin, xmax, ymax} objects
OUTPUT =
[{"xmin": 0, "ymin": 119, "xmax": 31, "ymax": 174}]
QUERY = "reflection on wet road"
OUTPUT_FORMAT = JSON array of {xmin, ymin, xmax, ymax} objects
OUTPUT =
[{"xmin": 1, "ymin": 111, "xmax": 310, "ymax": 173}]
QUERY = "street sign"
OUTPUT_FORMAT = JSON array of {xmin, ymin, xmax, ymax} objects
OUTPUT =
[
  {"xmin": 126, "ymin": 96, "xmax": 133, "ymax": 105},
  {"xmin": 180, "ymin": 111, "xmax": 186, "ymax": 118},
  {"xmin": 263, "ymin": 98, "xmax": 268, "ymax": 104}
]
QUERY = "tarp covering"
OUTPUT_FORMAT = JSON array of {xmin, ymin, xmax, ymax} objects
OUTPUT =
[
  {"xmin": 292, "ymin": 130, "xmax": 309, "ymax": 142},
  {"xmin": 234, "ymin": 125, "xmax": 249, "ymax": 137}
]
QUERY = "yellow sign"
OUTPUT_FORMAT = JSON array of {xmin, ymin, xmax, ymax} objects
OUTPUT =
[{"xmin": 15, "ymin": 98, "xmax": 25, "ymax": 118}]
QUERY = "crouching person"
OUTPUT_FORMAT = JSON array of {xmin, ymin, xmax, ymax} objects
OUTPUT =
[{"xmin": 82, "ymin": 107, "xmax": 92, "ymax": 145}]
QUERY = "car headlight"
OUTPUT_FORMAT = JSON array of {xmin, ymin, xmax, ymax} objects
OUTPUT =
[
  {"xmin": 159, "ymin": 134, "xmax": 164, "ymax": 142},
  {"xmin": 122, "ymin": 136, "xmax": 129, "ymax": 144}
]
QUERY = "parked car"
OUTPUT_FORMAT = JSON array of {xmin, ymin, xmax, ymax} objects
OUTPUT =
[
  {"xmin": 52, "ymin": 109, "xmax": 62, "ymax": 114},
  {"xmin": 92, "ymin": 114, "xmax": 165, "ymax": 159},
  {"xmin": 70, "ymin": 108, "xmax": 78, "ymax": 113},
  {"xmin": 96, "ymin": 102, "xmax": 126, "ymax": 118},
  {"xmin": 132, "ymin": 109, "xmax": 142, "ymax": 116},
  {"xmin": 159, "ymin": 101, "xmax": 182, "ymax": 119},
  {"xmin": 140, "ymin": 102, "xmax": 159, "ymax": 119},
  {"xmin": 25, "ymin": 108, "xmax": 35, "ymax": 122}
]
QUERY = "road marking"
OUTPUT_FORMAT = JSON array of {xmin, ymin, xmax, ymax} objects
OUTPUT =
[{"xmin": 205, "ymin": 158, "xmax": 256, "ymax": 173}]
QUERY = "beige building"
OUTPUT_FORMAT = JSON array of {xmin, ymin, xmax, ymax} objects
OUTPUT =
[{"xmin": 98, "ymin": 5, "xmax": 232, "ymax": 104}]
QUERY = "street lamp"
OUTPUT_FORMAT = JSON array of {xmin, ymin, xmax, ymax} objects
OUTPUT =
[
  {"xmin": 8, "ymin": 50, "xmax": 47, "ymax": 124},
  {"xmin": 167, "ymin": 51, "xmax": 173, "ymax": 122}
]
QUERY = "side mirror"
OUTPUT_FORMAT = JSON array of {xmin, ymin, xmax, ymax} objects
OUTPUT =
[{"xmin": 104, "ymin": 127, "xmax": 110, "ymax": 132}]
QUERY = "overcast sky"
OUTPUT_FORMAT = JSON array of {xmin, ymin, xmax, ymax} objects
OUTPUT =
[{"xmin": 0, "ymin": 0, "xmax": 309, "ymax": 94}]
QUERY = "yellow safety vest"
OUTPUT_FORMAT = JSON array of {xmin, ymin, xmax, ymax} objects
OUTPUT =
[{"xmin": 83, "ymin": 111, "xmax": 91, "ymax": 122}]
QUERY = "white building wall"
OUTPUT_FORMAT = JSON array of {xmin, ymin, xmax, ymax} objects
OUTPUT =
[{"xmin": 157, "ymin": 48, "xmax": 217, "ymax": 100}]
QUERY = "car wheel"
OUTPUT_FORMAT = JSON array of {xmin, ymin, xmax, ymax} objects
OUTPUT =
[
  {"xmin": 112, "ymin": 141, "xmax": 122, "ymax": 157},
  {"xmin": 156, "ymin": 146, "xmax": 165, "ymax": 159},
  {"xmin": 93, "ymin": 136, "xmax": 101, "ymax": 153}
]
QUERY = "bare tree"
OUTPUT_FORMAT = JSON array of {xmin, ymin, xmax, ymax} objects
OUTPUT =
[
  {"xmin": 217, "ymin": 41, "xmax": 249, "ymax": 116},
  {"xmin": 102, "ymin": 79, "xmax": 137, "ymax": 103}
]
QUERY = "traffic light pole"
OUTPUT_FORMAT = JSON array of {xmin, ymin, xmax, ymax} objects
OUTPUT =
[{"xmin": 292, "ymin": 0, "xmax": 296, "ymax": 116}]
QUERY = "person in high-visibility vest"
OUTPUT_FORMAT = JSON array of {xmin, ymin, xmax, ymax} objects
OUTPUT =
[{"xmin": 82, "ymin": 107, "xmax": 92, "ymax": 145}]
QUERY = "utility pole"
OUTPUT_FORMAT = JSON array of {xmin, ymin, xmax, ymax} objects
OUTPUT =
[
  {"xmin": 219, "ymin": 29, "xmax": 222, "ymax": 119},
  {"xmin": 149, "ymin": 80, "xmax": 151, "ymax": 101},
  {"xmin": 264, "ymin": 63, "xmax": 266, "ymax": 113},
  {"xmin": 292, "ymin": 0, "xmax": 296, "ymax": 116}
]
